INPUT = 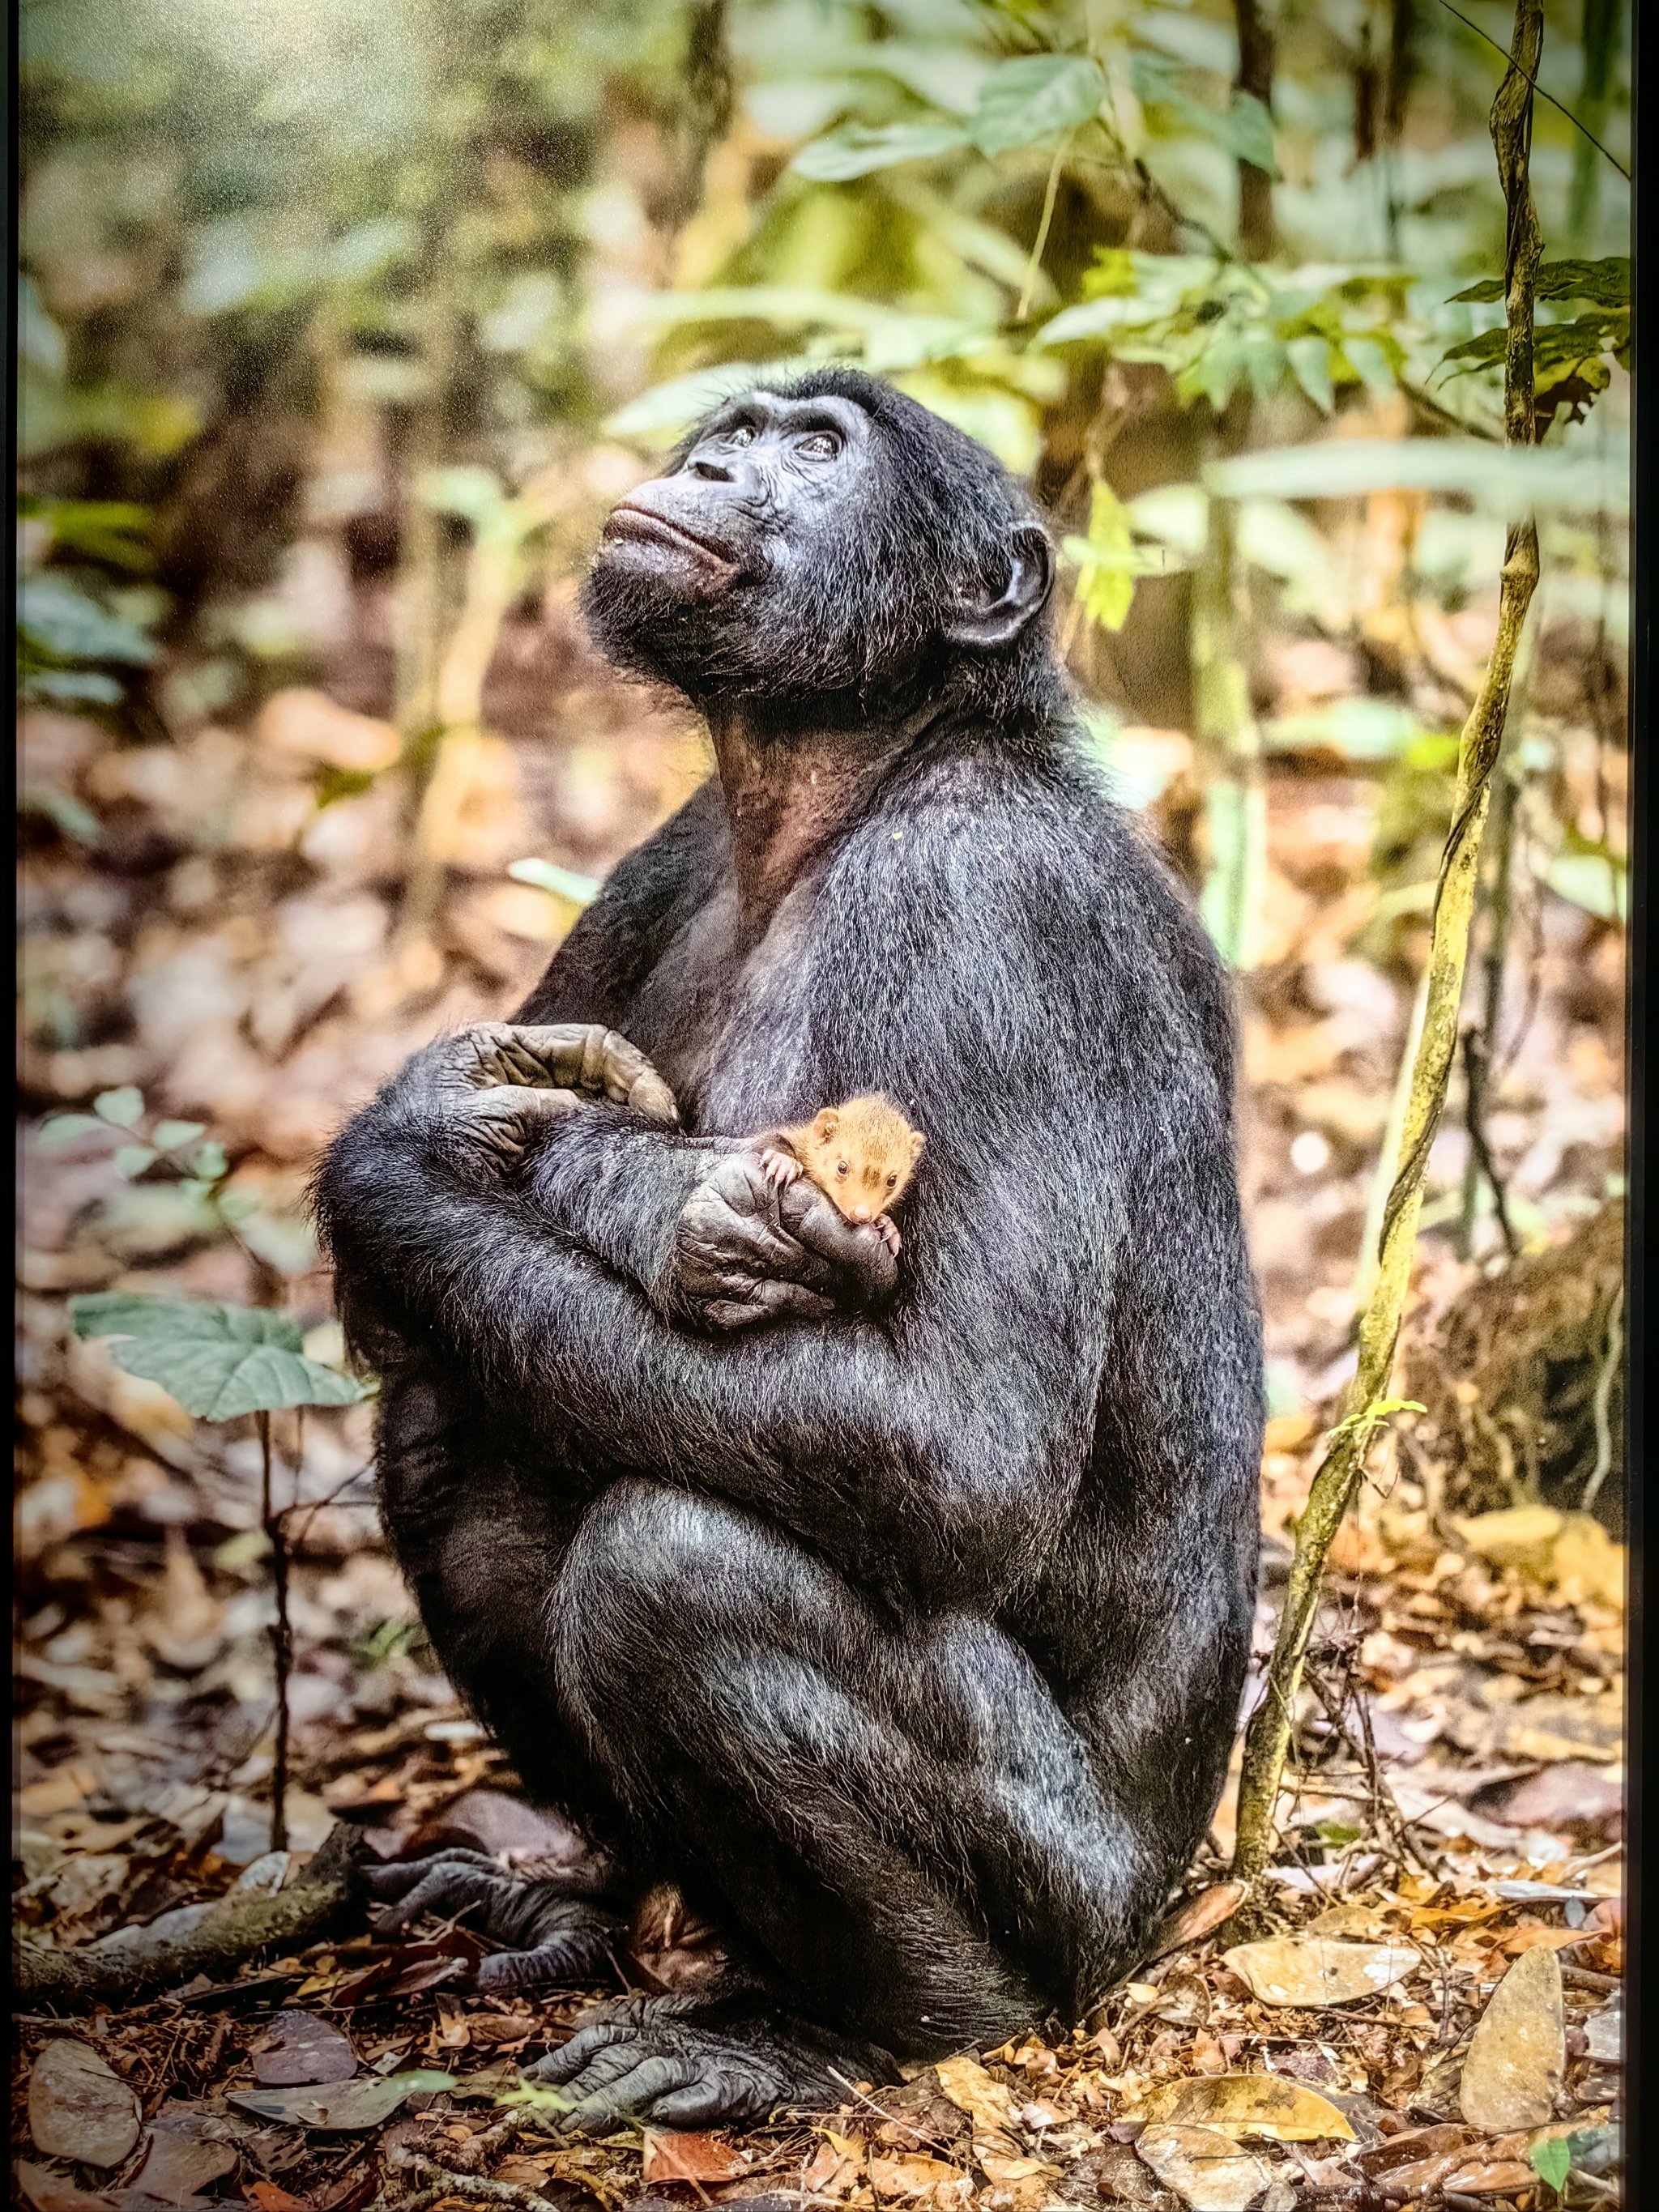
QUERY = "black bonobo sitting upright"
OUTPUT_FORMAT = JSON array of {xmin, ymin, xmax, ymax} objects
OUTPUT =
[{"xmin": 314, "ymin": 369, "xmax": 1265, "ymax": 2130}]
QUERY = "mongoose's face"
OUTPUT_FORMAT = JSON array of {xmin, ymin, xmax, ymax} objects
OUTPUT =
[{"xmin": 796, "ymin": 1097, "xmax": 926, "ymax": 1225}]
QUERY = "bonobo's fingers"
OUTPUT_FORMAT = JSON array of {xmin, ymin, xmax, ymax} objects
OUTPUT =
[
  {"xmin": 668, "ymin": 1149, "xmax": 896, "ymax": 1332},
  {"xmin": 456, "ymin": 1083, "xmax": 585, "ymax": 1173},
  {"xmin": 778, "ymin": 1174, "xmax": 899, "ymax": 1306},
  {"xmin": 460, "ymin": 1021, "xmax": 679, "ymax": 1125}
]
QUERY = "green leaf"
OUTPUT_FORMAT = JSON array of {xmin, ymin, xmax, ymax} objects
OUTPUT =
[
  {"xmin": 19, "ymin": 784, "xmax": 104, "ymax": 842},
  {"xmin": 1529, "ymin": 2138, "xmax": 1572, "ymax": 2192},
  {"xmin": 228, "ymin": 2071, "xmax": 455, "ymax": 2132},
  {"xmin": 1452, "ymin": 257, "xmax": 1628, "ymax": 306},
  {"xmin": 1130, "ymin": 53, "xmax": 1280, "ymax": 174},
  {"xmin": 791, "ymin": 122, "xmax": 970, "ymax": 181},
  {"xmin": 94, "ymin": 1087, "xmax": 145, "ymax": 1128},
  {"xmin": 20, "ymin": 670, "xmax": 125, "ymax": 709},
  {"xmin": 18, "ymin": 573, "xmax": 158, "ymax": 667},
  {"xmin": 969, "ymin": 54, "xmax": 1105, "ymax": 156},
  {"xmin": 1546, "ymin": 850, "xmax": 1625, "ymax": 923},
  {"xmin": 69, "ymin": 1294, "xmax": 369, "ymax": 1421},
  {"xmin": 191, "ymin": 1140, "xmax": 230, "ymax": 1181},
  {"xmin": 114, "ymin": 1145, "xmax": 159, "ymax": 1179},
  {"xmin": 1287, "ymin": 335, "xmax": 1335, "ymax": 412},
  {"xmin": 153, "ymin": 1120, "xmax": 207, "ymax": 1152},
  {"xmin": 36, "ymin": 1115, "xmax": 109, "ymax": 1150},
  {"xmin": 508, "ymin": 858, "xmax": 603, "ymax": 906}
]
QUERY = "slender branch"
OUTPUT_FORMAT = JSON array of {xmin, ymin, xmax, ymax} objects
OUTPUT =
[
  {"xmin": 259, "ymin": 1411, "xmax": 292, "ymax": 1854},
  {"xmin": 1431, "ymin": 0, "xmax": 1630, "ymax": 179},
  {"xmin": 1017, "ymin": 134, "xmax": 1070, "ymax": 322},
  {"xmin": 1232, "ymin": 0, "xmax": 1544, "ymax": 1886},
  {"xmin": 1581, "ymin": 1281, "xmax": 1623, "ymax": 1512},
  {"xmin": 1233, "ymin": 0, "xmax": 1278, "ymax": 259}
]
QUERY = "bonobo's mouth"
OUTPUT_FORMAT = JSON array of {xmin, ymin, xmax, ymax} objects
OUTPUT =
[{"xmin": 603, "ymin": 505, "xmax": 735, "ymax": 567}]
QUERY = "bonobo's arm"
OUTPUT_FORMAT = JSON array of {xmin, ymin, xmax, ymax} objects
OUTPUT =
[{"xmin": 318, "ymin": 897, "xmax": 1136, "ymax": 1618}]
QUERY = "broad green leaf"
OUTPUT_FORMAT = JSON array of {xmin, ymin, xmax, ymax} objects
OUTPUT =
[
  {"xmin": 191, "ymin": 1140, "xmax": 229, "ymax": 1180},
  {"xmin": 509, "ymin": 858, "xmax": 602, "ymax": 905},
  {"xmin": 36, "ymin": 1115, "xmax": 109, "ymax": 1149},
  {"xmin": 1451, "ymin": 257, "xmax": 1628, "ymax": 306},
  {"xmin": 70, "ymin": 1294, "xmax": 369, "ymax": 1421},
  {"xmin": 791, "ymin": 123, "xmax": 970, "ymax": 181},
  {"xmin": 94, "ymin": 1087, "xmax": 145, "ymax": 1127},
  {"xmin": 1287, "ymin": 335, "xmax": 1335, "ymax": 412},
  {"xmin": 21, "ymin": 671, "xmax": 125, "ymax": 710},
  {"xmin": 114, "ymin": 1145, "xmax": 159, "ymax": 1179},
  {"xmin": 969, "ymin": 54, "xmax": 1105, "ymax": 156},
  {"xmin": 153, "ymin": 1120, "xmax": 207, "ymax": 1152},
  {"xmin": 228, "ymin": 2071, "xmax": 454, "ymax": 2132},
  {"xmin": 18, "ymin": 574, "xmax": 157, "ymax": 667},
  {"xmin": 1529, "ymin": 2138, "xmax": 1572, "ymax": 2193}
]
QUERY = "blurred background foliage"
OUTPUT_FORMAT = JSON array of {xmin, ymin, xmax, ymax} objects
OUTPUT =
[{"xmin": 18, "ymin": 0, "xmax": 1630, "ymax": 1573}]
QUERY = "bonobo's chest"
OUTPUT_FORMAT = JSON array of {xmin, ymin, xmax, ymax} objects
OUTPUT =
[{"xmin": 613, "ymin": 870, "xmax": 838, "ymax": 1138}]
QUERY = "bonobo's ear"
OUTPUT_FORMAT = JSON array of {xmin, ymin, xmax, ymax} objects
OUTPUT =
[
  {"xmin": 812, "ymin": 1108, "xmax": 839, "ymax": 1142},
  {"xmin": 909, "ymin": 1130, "xmax": 927, "ymax": 1160},
  {"xmin": 941, "ymin": 524, "xmax": 1055, "ymax": 650}
]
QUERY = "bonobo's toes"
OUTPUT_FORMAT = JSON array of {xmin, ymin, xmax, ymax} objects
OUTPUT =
[
  {"xmin": 363, "ymin": 1847, "xmax": 622, "ymax": 1980},
  {"xmin": 522, "ymin": 1995, "xmax": 862, "ymax": 2132},
  {"xmin": 472, "ymin": 1902, "xmax": 616, "ymax": 1993}
]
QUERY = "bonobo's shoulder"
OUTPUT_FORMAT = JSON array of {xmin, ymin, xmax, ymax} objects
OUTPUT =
[{"xmin": 871, "ymin": 729, "xmax": 1196, "ymax": 937}]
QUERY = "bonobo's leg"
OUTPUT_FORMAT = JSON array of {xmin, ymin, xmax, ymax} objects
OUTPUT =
[
  {"xmin": 365, "ymin": 1367, "xmax": 629, "ymax": 1992},
  {"xmin": 528, "ymin": 1479, "xmax": 1175, "ymax": 2129}
]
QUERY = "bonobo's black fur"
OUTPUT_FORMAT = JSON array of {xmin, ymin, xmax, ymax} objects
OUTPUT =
[{"xmin": 315, "ymin": 368, "xmax": 1264, "ymax": 2131}]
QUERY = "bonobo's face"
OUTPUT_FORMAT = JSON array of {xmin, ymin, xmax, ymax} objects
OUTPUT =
[
  {"xmin": 598, "ymin": 393, "xmax": 871, "ymax": 605},
  {"xmin": 581, "ymin": 373, "xmax": 1055, "ymax": 716},
  {"xmin": 584, "ymin": 391, "xmax": 881, "ymax": 705}
]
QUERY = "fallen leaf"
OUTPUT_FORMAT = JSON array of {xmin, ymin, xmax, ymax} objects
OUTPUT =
[
  {"xmin": 1584, "ymin": 1997, "xmax": 1623, "ymax": 2064},
  {"xmin": 247, "ymin": 2184, "xmax": 312, "ymax": 2211},
  {"xmin": 641, "ymin": 2132, "xmax": 751, "ymax": 2184},
  {"xmin": 933, "ymin": 2056, "xmax": 1018, "ymax": 2135},
  {"xmin": 19, "ymin": 1767, "xmax": 99, "ymax": 1818},
  {"xmin": 1150, "ymin": 1882, "xmax": 1247, "ymax": 1957},
  {"xmin": 1439, "ymin": 2159, "xmax": 1538, "ymax": 2197},
  {"xmin": 250, "ymin": 2011, "xmax": 358, "ymax": 2087},
  {"xmin": 493, "ymin": 2159, "xmax": 553, "ymax": 2189},
  {"xmin": 1458, "ymin": 1946, "xmax": 1565, "ymax": 2130},
  {"xmin": 14, "ymin": 2163, "xmax": 115, "ymax": 2212},
  {"xmin": 867, "ymin": 2154, "xmax": 972, "ymax": 2203},
  {"xmin": 129, "ymin": 2108, "xmax": 240, "ymax": 2200},
  {"xmin": 227, "ymin": 2070, "xmax": 454, "ymax": 2133},
  {"xmin": 1222, "ymin": 1937, "xmax": 1418, "ymax": 2009},
  {"xmin": 29, "ymin": 2039, "xmax": 142, "ymax": 2168},
  {"xmin": 255, "ymin": 689, "xmax": 400, "ymax": 774},
  {"xmin": 1138, "ymin": 2074, "xmax": 1356, "ymax": 2142},
  {"xmin": 1135, "ymin": 2124, "xmax": 1273, "ymax": 2212}
]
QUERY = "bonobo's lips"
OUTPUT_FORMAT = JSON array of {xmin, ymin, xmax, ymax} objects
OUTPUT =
[{"xmin": 603, "ymin": 504, "xmax": 734, "ymax": 566}]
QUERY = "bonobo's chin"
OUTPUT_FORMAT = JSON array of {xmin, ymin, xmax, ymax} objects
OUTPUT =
[{"xmin": 581, "ymin": 552, "xmax": 866, "ymax": 710}]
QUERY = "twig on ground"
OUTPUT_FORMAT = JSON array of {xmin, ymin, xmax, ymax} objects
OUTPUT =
[
  {"xmin": 13, "ymin": 1822, "xmax": 360, "ymax": 2009},
  {"xmin": 382, "ymin": 2140, "xmax": 561, "ymax": 2212},
  {"xmin": 258, "ymin": 1409, "xmax": 293, "ymax": 1853}
]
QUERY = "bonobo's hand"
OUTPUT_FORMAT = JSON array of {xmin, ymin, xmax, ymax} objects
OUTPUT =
[
  {"xmin": 667, "ymin": 1148, "xmax": 898, "ymax": 1332},
  {"xmin": 406, "ymin": 1021, "xmax": 678, "ymax": 1175}
]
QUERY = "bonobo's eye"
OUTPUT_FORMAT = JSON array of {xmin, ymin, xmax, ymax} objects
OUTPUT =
[
  {"xmin": 796, "ymin": 430, "xmax": 841, "ymax": 462},
  {"xmin": 718, "ymin": 424, "xmax": 755, "ymax": 449},
  {"xmin": 836, "ymin": 1161, "xmax": 849, "ymax": 1176}
]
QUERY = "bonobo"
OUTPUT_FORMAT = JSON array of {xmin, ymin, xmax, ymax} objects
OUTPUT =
[{"xmin": 315, "ymin": 369, "xmax": 1264, "ymax": 2130}]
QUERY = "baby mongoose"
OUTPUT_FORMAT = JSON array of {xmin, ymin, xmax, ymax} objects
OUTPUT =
[{"xmin": 761, "ymin": 1093, "xmax": 926, "ymax": 1256}]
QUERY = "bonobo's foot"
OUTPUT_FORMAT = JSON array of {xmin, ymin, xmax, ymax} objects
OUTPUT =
[
  {"xmin": 758, "ymin": 1145, "xmax": 801, "ymax": 1189},
  {"xmin": 875, "ymin": 1213, "xmax": 902, "ymax": 1256},
  {"xmin": 364, "ymin": 1848, "xmax": 622, "ymax": 1993},
  {"xmin": 524, "ymin": 1992, "xmax": 889, "ymax": 2132}
]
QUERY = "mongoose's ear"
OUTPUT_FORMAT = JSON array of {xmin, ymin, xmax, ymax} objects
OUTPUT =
[
  {"xmin": 812, "ymin": 1108, "xmax": 840, "ymax": 1142},
  {"xmin": 909, "ymin": 1130, "xmax": 927, "ymax": 1159}
]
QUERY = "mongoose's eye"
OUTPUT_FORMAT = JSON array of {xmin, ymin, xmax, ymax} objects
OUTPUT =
[
  {"xmin": 886, "ymin": 1173, "xmax": 897, "ymax": 1186},
  {"xmin": 836, "ymin": 1161, "xmax": 849, "ymax": 1176}
]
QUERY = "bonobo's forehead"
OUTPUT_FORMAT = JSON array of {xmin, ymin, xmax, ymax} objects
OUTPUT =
[{"xmin": 694, "ymin": 390, "xmax": 870, "ymax": 441}]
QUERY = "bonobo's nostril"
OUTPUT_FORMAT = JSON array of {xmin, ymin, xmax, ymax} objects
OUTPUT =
[{"xmin": 690, "ymin": 457, "xmax": 732, "ymax": 482}]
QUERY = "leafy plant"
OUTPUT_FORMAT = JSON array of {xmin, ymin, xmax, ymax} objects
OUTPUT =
[{"xmin": 70, "ymin": 1294, "xmax": 369, "ymax": 1422}]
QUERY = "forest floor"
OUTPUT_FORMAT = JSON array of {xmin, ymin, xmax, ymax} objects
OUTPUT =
[{"xmin": 15, "ymin": 580, "xmax": 1626, "ymax": 2210}]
